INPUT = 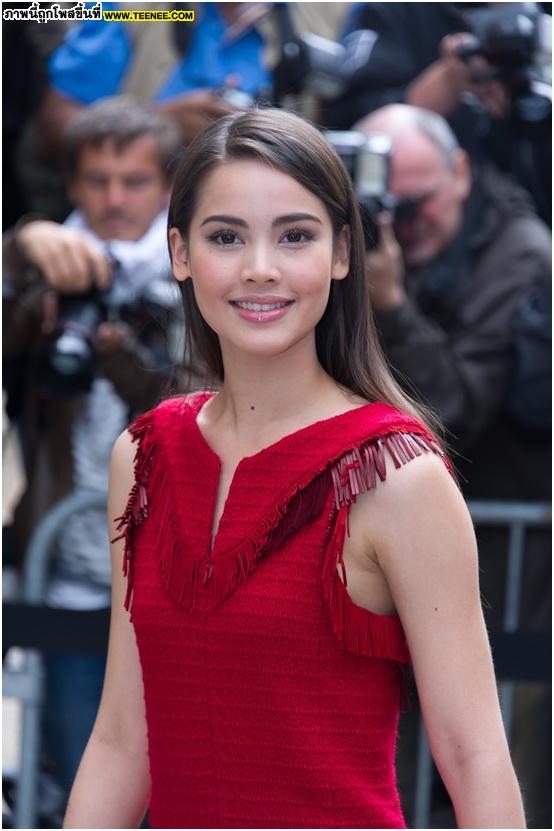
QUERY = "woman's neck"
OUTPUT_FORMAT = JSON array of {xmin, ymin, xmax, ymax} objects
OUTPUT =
[{"xmin": 204, "ymin": 338, "xmax": 359, "ymax": 448}]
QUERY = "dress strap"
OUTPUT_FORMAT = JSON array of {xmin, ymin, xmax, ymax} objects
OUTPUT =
[{"xmin": 322, "ymin": 428, "xmax": 454, "ymax": 664}]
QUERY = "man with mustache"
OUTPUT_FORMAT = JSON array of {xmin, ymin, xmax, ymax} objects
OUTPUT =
[{"xmin": 3, "ymin": 95, "xmax": 183, "ymax": 814}]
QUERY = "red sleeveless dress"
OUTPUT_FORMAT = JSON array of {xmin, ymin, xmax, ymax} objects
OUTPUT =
[{"xmin": 116, "ymin": 393, "xmax": 453, "ymax": 829}]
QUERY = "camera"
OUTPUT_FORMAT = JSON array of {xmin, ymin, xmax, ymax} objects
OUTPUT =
[
  {"xmin": 273, "ymin": 27, "xmax": 382, "ymax": 102},
  {"xmin": 325, "ymin": 131, "xmax": 424, "ymax": 250},
  {"xmin": 36, "ymin": 259, "xmax": 181, "ymax": 397},
  {"xmin": 273, "ymin": 31, "xmax": 349, "ymax": 100},
  {"xmin": 455, "ymin": 2, "xmax": 551, "ymax": 133},
  {"xmin": 271, "ymin": 4, "xmax": 382, "ymax": 102}
]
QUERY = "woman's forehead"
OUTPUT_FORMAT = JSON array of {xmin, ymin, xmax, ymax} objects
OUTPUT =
[{"xmin": 192, "ymin": 159, "xmax": 329, "ymax": 221}]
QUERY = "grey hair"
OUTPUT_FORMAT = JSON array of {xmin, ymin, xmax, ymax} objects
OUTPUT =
[
  {"xmin": 63, "ymin": 95, "xmax": 182, "ymax": 182},
  {"xmin": 409, "ymin": 108, "xmax": 461, "ymax": 169},
  {"xmin": 355, "ymin": 104, "xmax": 461, "ymax": 170}
]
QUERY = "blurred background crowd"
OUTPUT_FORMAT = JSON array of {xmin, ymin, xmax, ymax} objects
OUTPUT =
[{"xmin": 2, "ymin": 2, "xmax": 552, "ymax": 828}]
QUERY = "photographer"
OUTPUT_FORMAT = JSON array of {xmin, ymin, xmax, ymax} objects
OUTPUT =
[
  {"xmin": 322, "ymin": 2, "xmax": 551, "ymax": 224},
  {"xmin": 3, "ymin": 96, "xmax": 185, "ymax": 807},
  {"xmin": 357, "ymin": 103, "xmax": 551, "ymax": 826},
  {"xmin": 357, "ymin": 104, "xmax": 550, "ymax": 491}
]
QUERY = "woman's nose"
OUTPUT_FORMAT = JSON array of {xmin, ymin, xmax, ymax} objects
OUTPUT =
[{"xmin": 240, "ymin": 243, "xmax": 281, "ymax": 283}]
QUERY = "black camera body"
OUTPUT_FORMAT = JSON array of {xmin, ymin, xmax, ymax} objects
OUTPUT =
[
  {"xmin": 325, "ymin": 131, "xmax": 423, "ymax": 250},
  {"xmin": 36, "ymin": 261, "xmax": 180, "ymax": 397},
  {"xmin": 456, "ymin": 2, "xmax": 551, "ymax": 132},
  {"xmin": 273, "ymin": 31, "xmax": 349, "ymax": 100}
]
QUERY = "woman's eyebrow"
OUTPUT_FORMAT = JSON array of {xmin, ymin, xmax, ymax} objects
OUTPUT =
[
  {"xmin": 273, "ymin": 213, "xmax": 322, "ymax": 227},
  {"xmin": 199, "ymin": 213, "xmax": 323, "ymax": 228},
  {"xmin": 200, "ymin": 214, "xmax": 248, "ymax": 228}
]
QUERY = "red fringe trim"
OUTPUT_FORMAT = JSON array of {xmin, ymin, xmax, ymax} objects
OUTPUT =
[
  {"xmin": 322, "ymin": 506, "xmax": 410, "ymax": 664},
  {"xmin": 322, "ymin": 430, "xmax": 451, "ymax": 665},
  {"xmin": 111, "ymin": 408, "xmax": 333, "ymax": 614},
  {"xmin": 206, "ymin": 468, "xmax": 331, "ymax": 608},
  {"xmin": 114, "ymin": 405, "xmax": 452, "ymax": 650},
  {"xmin": 207, "ymin": 429, "xmax": 451, "ymax": 612},
  {"xmin": 331, "ymin": 430, "xmax": 448, "ymax": 510},
  {"xmin": 112, "ymin": 410, "xmax": 157, "ymax": 611}
]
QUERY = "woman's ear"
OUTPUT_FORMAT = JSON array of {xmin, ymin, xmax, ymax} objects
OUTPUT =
[
  {"xmin": 332, "ymin": 225, "xmax": 351, "ymax": 281},
  {"xmin": 168, "ymin": 227, "xmax": 190, "ymax": 282}
]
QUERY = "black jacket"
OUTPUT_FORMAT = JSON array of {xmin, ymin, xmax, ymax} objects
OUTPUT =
[{"xmin": 373, "ymin": 166, "xmax": 551, "ymax": 500}]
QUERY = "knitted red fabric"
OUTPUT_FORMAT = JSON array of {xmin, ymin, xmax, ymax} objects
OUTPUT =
[{"xmin": 116, "ymin": 394, "xmax": 453, "ymax": 829}]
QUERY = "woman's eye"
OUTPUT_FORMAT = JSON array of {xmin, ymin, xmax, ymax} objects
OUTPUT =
[
  {"xmin": 208, "ymin": 230, "xmax": 240, "ymax": 245},
  {"xmin": 283, "ymin": 228, "xmax": 313, "ymax": 244},
  {"xmin": 207, "ymin": 228, "xmax": 312, "ymax": 246}
]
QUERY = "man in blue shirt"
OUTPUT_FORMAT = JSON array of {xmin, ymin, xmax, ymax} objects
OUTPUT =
[{"xmin": 38, "ymin": 3, "xmax": 273, "ymax": 161}]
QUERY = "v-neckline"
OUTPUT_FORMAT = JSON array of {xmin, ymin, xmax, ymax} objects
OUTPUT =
[
  {"xmin": 191, "ymin": 392, "xmax": 377, "ymax": 468},
  {"xmin": 189, "ymin": 392, "xmax": 378, "ymax": 556}
]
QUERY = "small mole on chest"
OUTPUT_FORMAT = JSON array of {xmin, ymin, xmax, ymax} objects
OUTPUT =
[{"xmin": 250, "ymin": 406, "xmax": 255, "ymax": 411}]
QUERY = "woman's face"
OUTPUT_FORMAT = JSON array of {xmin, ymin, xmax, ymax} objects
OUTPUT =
[{"xmin": 169, "ymin": 160, "xmax": 349, "ymax": 362}]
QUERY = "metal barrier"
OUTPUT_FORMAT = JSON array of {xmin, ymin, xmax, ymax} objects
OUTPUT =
[
  {"xmin": 413, "ymin": 499, "xmax": 552, "ymax": 829},
  {"xmin": 3, "ymin": 489, "xmax": 107, "ymax": 831},
  {"xmin": 3, "ymin": 496, "xmax": 551, "ymax": 829}
]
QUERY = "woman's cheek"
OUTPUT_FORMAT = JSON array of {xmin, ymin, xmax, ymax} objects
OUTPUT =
[
  {"xmin": 296, "ymin": 255, "xmax": 334, "ymax": 297},
  {"xmin": 192, "ymin": 256, "xmax": 234, "ymax": 297}
]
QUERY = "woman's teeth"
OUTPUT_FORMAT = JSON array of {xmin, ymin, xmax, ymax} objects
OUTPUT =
[{"xmin": 234, "ymin": 301, "xmax": 290, "ymax": 311}]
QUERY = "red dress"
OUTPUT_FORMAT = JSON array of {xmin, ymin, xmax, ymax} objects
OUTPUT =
[{"xmin": 116, "ymin": 393, "xmax": 453, "ymax": 829}]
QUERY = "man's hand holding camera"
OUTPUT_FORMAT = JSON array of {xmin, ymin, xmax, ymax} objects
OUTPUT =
[
  {"xmin": 16, "ymin": 220, "xmax": 128, "ymax": 355},
  {"xmin": 365, "ymin": 213, "xmax": 406, "ymax": 311},
  {"xmin": 440, "ymin": 33, "xmax": 510, "ymax": 120},
  {"xmin": 17, "ymin": 221, "xmax": 111, "ymax": 294},
  {"xmin": 407, "ymin": 31, "xmax": 510, "ymax": 121}
]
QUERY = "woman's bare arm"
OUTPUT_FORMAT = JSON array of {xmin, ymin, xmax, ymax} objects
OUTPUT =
[
  {"xmin": 64, "ymin": 430, "xmax": 150, "ymax": 828},
  {"xmin": 366, "ymin": 452, "xmax": 525, "ymax": 829}
]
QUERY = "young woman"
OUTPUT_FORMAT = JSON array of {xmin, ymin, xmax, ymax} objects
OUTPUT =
[{"xmin": 64, "ymin": 109, "xmax": 524, "ymax": 829}]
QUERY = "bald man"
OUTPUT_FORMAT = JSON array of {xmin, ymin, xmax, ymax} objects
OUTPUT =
[{"xmin": 358, "ymin": 104, "xmax": 550, "ymax": 462}]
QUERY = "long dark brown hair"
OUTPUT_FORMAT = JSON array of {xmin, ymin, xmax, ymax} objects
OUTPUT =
[{"xmin": 168, "ymin": 108, "xmax": 444, "ymax": 441}]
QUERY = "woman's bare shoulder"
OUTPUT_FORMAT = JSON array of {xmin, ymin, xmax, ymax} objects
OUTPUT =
[
  {"xmin": 379, "ymin": 444, "xmax": 455, "ymax": 497},
  {"xmin": 108, "ymin": 429, "xmax": 137, "ymax": 516},
  {"xmin": 357, "ymin": 446, "xmax": 465, "ymax": 542},
  {"xmin": 362, "ymin": 447, "xmax": 474, "ymax": 567},
  {"xmin": 110, "ymin": 428, "xmax": 135, "ymax": 472}
]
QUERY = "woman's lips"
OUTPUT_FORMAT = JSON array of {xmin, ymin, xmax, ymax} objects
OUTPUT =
[{"xmin": 229, "ymin": 299, "xmax": 295, "ymax": 323}]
